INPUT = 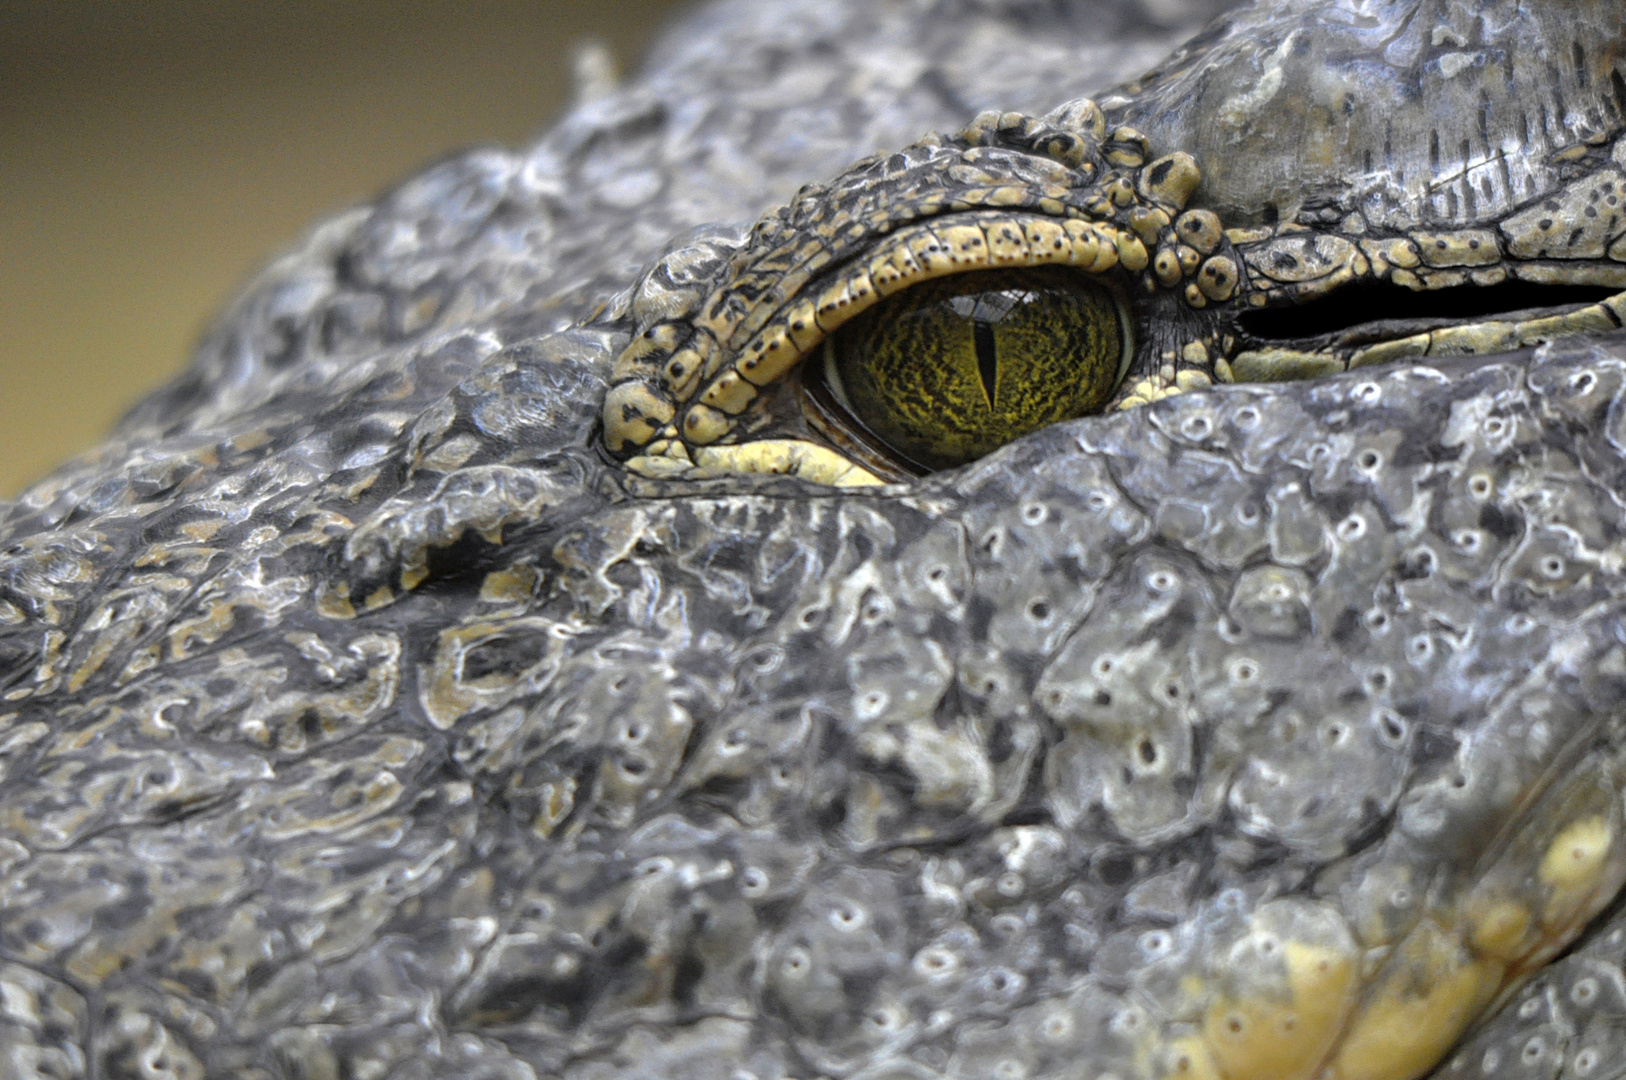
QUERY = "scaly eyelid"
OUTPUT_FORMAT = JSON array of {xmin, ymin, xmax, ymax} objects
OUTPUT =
[{"xmin": 604, "ymin": 102, "xmax": 1225, "ymax": 482}]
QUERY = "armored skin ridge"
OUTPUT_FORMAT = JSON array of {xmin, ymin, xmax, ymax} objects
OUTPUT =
[{"xmin": 9, "ymin": 1, "xmax": 1626, "ymax": 1077}]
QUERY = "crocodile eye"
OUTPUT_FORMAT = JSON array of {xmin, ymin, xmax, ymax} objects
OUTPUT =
[{"xmin": 811, "ymin": 267, "xmax": 1133, "ymax": 471}]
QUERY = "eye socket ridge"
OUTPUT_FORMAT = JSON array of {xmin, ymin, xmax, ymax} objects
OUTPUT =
[{"xmin": 804, "ymin": 266, "xmax": 1135, "ymax": 473}]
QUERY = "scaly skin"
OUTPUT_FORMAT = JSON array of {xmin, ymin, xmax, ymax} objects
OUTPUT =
[{"xmin": 5, "ymin": 1, "xmax": 1626, "ymax": 1077}]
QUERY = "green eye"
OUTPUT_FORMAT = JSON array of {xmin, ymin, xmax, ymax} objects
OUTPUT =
[{"xmin": 815, "ymin": 268, "xmax": 1133, "ymax": 471}]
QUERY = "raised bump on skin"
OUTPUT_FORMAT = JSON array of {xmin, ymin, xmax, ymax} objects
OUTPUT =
[
  {"xmin": 1162, "ymin": 1036, "xmax": 1224, "ymax": 1080},
  {"xmin": 782, "ymin": 298, "xmax": 823, "ymax": 351},
  {"xmin": 737, "ymin": 325, "xmax": 799, "ymax": 388},
  {"xmin": 1538, "ymin": 814, "xmax": 1622, "ymax": 933},
  {"xmin": 1117, "ymin": 232, "xmax": 1150, "ymax": 272},
  {"xmin": 603, "ymin": 381, "xmax": 676, "ymax": 454},
  {"xmin": 1176, "ymin": 209, "xmax": 1223, "ymax": 253},
  {"xmin": 986, "ymin": 219, "xmax": 1033, "ymax": 263},
  {"xmin": 681, "ymin": 403, "xmax": 732, "ymax": 445},
  {"xmin": 614, "ymin": 322, "xmax": 685, "ymax": 376},
  {"xmin": 699, "ymin": 370, "xmax": 758, "ymax": 414},
  {"xmin": 622, "ymin": 453, "xmax": 695, "ymax": 479},
  {"xmin": 868, "ymin": 245, "xmax": 925, "ymax": 298},
  {"xmin": 1023, "ymin": 217, "xmax": 1070, "ymax": 258},
  {"xmin": 660, "ymin": 344, "xmax": 709, "ymax": 397},
  {"xmin": 1464, "ymin": 897, "xmax": 1534, "ymax": 962},
  {"xmin": 1155, "ymin": 249, "xmax": 1184, "ymax": 287},
  {"xmin": 1140, "ymin": 152, "xmax": 1200, "ymax": 206},
  {"xmin": 913, "ymin": 225, "xmax": 970, "ymax": 273},
  {"xmin": 1201, "ymin": 899, "xmax": 1358, "ymax": 1080},
  {"xmin": 937, "ymin": 222, "xmax": 996, "ymax": 264}
]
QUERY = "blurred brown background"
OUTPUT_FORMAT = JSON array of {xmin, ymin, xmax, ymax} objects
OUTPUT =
[{"xmin": 0, "ymin": 0, "xmax": 688, "ymax": 496}]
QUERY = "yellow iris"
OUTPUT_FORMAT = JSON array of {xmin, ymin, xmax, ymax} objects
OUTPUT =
[{"xmin": 820, "ymin": 268, "xmax": 1132, "ymax": 470}]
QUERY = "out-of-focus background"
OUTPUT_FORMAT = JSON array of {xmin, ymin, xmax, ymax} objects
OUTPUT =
[{"xmin": 0, "ymin": 0, "xmax": 687, "ymax": 496}]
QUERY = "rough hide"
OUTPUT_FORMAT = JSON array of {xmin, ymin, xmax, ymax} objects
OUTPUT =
[{"xmin": 7, "ymin": 2, "xmax": 1626, "ymax": 1078}]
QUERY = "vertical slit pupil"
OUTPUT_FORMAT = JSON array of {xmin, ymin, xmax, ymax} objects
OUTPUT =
[{"xmin": 973, "ymin": 318, "xmax": 998, "ymax": 407}]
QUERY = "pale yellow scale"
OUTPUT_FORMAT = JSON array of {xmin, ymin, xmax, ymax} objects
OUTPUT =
[
  {"xmin": 1105, "ymin": 778, "xmax": 1626, "ymax": 1080},
  {"xmin": 1326, "ymin": 918, "xmax": 1502, "ymax": 1080}
]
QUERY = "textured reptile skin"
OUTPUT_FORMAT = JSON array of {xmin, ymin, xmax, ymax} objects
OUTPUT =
[{"xmin": 6, "ymin": 2, "xmax": 1626, "ymax": 1078}]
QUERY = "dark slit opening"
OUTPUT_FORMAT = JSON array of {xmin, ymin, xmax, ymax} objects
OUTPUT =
[
  {"xmin": 973, "ymin": 318, "xmax": 998, "ymax": 405},
  {"xmin": 1238, "ymin": 281, "xmax": 1620, "ymax": 343}
]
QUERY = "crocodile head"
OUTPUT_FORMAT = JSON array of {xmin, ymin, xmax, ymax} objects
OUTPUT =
[{"xmin": 5, "ymin": 1, "xmax": 1626, "ymax": 1077}]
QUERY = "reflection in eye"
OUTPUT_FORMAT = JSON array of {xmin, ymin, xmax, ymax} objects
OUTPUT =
[{"xmin": 813, "ymin": 268, "xmax": 1133, "ymax": 471}]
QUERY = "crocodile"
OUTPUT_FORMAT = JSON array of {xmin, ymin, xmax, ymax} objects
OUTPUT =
[{"xmin": 9, "ymin": 0, "xmax": 1626, "ymax": 1076}]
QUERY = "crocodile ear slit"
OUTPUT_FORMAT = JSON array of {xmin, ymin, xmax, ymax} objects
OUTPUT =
[{"xmin": 1238, "ymin": 280, "xmax": 1622, "ymax": 344}]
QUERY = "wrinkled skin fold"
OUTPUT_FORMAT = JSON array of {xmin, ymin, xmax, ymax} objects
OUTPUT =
[{"xmin": 6, "ymin": 2, "xmax": 1626, "ymax": 1078}]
